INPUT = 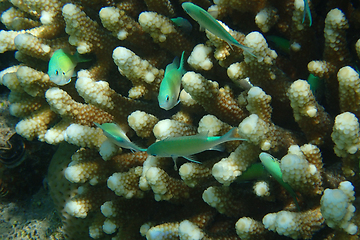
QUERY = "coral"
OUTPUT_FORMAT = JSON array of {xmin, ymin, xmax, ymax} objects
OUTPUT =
[
  {"xmin": 331, "ymin": 112, "xmax": 360, "ymax": 177},
  {"xmin": 287, "ymin": 80, "xmax": 332, "ymax": 145},
  {"xmin": 235, "ymin": 217, "xmax": 268, "ymax": 240},
  {"xmin": 337, "ymin": 66, "xmax": 360, "ymax": 117},
  {"xmin": 212, "ymin": 141, "xmax": 260, "ymax": 185},
  {"xmin": 320, "ymin": 181, "xmax": 357, "ymax": 235},
  {"xmin": 263, "ymin": 207, "xmax": 324, "ymax": 239},
  {"xmin": 1, "ymin": 0, "xmax": 360, "ymax": 239},
  {"xmin": 281, "ymin": 145, "xmax": 323, "ymax": 196},
  {"xmin": 112, "ymin": 46, "xmax": 164, "ymax": 100},
  {"xmin": 237, "ymin": 87, "xmax": 298, "ymax": 153}
]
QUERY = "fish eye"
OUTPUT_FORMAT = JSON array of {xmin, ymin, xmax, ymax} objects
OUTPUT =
[
  {"xmin": 55, "ymin": 70, "xmax": 59, "ymax": 75},
  {"xmin": 62, "ymin": 71, "xmax": 66, "ymax": 75},
  {"xmin": 165, "ymin": 95, "xmax": 169, "ymax": 101}
]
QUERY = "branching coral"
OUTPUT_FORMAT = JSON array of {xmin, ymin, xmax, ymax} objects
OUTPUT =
[{"xmin": 1, "ymin": 0, "xmax": 360, "ymax": 239}]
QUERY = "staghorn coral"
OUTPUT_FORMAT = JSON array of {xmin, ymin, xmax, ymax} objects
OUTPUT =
[{"xmin": 1, "ymin": 0, "xmax": 360, "ymax": 239}]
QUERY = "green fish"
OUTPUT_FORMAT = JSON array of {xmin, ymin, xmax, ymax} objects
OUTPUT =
[
  {"xmin": 302, "ymin": 0, "xmax": 312, "ymax": 27},
  {"xmin": 95, "ymin": 122, "xmax": 146, "ymax": 152},
  {"xmin": 182, "ymin": 2, "xmax": 256, "ymax": 57},
  {"xmin": 48, "ymin": 49, "xmax": 89, "ymax": 86},
  {"xmin": 259, "ymin": 152, "xmax": 300, "ymax": 210},
  {"xmin": 266, "ymin": 35, "xmax": 290, "ymax": 55},
  {"xmin": 235, "ymin": 163, "xmax": 268, "ymax": 182},
  {"xmin": 307, "ymin": 73, "xmax": 323, "ymax": 101},
  {"xmin": 158, "ymin": 51, "xmax": 186, "ymax": 110},
  {"xmin": 171, "ymin": 17, "xmax": 192, "ymax": 33},
  {"xmin": 147, "ymin": 128, "xmax": 246, "ymax": 164}
]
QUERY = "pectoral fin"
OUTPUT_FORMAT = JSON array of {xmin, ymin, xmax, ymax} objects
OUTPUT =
[{"xmin": 172, "ymin": 156, "xmax": 179, "ymax": 171}]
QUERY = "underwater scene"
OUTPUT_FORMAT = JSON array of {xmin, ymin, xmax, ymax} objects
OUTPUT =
[{"xmin": 0, "ymin": 0, "xmax": 360, "ymax": 239}]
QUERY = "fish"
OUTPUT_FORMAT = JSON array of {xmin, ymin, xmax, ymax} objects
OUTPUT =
[
  {"xmin": 307, "ymin": 73, "xmax": 324, "ymax": 101},
  {"xmin": 302, "ymin": 0, "xmax": 312, "ymax": 27},
  {"xmin": 235, "ymin": 163, "xmax": 268, "ymax": 182},
  {"xmin": 171, "ymin": 17, "xmax": 192, "ymax": 33},
  {"xmin": 158, "ymin": 51, "xmax": 186, "ymax": 110},
  {"xmin": 259, "ymin": 152, "xmax": 300, "ymax": 210},
  {"xmin": 48, "ymin": 49, "xmax": 89, "ymax": 86},
  {"xmin": 147, "ymin": 128, "xmax": 246, "ymax": 166},
  {"xmin": 266, "ymin": 35, "xmax": 290, "ymax": 55},
  {"xmin": 94, "ymin": 122, "xmax": 147, "ymax": 152},
  {"xmin": 182, "ymin": 2, "xmax": 256, "ymax": 57}
]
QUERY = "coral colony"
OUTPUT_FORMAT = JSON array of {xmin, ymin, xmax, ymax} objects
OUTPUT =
[{"xmin": 0, "ymin": 0, "xmax": 359, "ymax": 239}]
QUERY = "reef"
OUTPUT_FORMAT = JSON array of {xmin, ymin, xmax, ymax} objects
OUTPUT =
[{"xmin": 0, "ymin": 0, "xmax": 360, "ymax": 239}]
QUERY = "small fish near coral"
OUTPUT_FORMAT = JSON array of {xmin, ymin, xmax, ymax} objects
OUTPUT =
[
  {"xmin": 158, "ymin": 51, "xmax": 186, "ymax": 110},
  {"xmin": 259, "ymin": 152, "xmax": 301, "ymax": 210},
  {"xmin": 182, "ymin": 2, "xmax": 256, "ymax": 57},
  {"xmin": 147, "ymin": 128, "xmax": 246, "ymax": 166},
  {"xmin": 171, "ymin": 17, "xmax": 192, "ymax": 33},
  {"xmin": 95, "ymin": 122, "xmax": 146, "ymax": 152},
  {"xmin": 48, "ymin": 49, "xmax": 90, "ymax": 86}
]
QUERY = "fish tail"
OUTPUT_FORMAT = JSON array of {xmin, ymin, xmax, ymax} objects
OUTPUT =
[
  {"xmin": 306, "ymin": 2, "xmax": 312, "ymax": 27},
  {"xmin": 233, "ymin": 42, "xmax": 257, "ymax": 58},
  {"xmin": 74, "ymin": 51, "xmax": 91, "ymax": 63},
  {"xmin": 302, "ymin": 0, "xmax": 306, "ymax": 24},
  {"xmin": 302, "ymin": 0, "xmax": 312, "ymax": 27},
  {"xmin": 222, "ymin": 128, "xmax": 247, "ymax": 142}
]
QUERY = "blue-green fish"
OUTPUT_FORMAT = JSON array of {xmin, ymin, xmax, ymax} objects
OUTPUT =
[
  {"xmin": 302, "ymin": 0, "xmax": 312, "ymax": 27},
  {"xmin": 266, "ymin": 35, "xmax": 290, "ymax": 55},
  {"xmin": 307, "ymin": 73, "xmax": 324, "ymax": 101},
  {"xmin": 171, "ymin": 17, "xmax": 192, "ymax": 33},
  {"xmin": 235, "ymin": 163, "xmax": 268, "ymax": 182},
  {"xmin": 259, "ymin": 152, "xmax": 300, "ymax": 210},
  {"xmin": 95, "ymin": 122, "xmax": 146, "ymax": 152},
  {"xmin": 48, "ymin": 49, "xmax": 88, "ymax": 85},
  {"xmin": 147, "ymin": 128, "xmax": 246, "ymax": 164},
  {"xmin": 158, "ymin": 51, "xmax": 186, "ymax": 110},
  {"xmin": 182, "ymin": 2, "xmax": 256, "ymax": 57}
]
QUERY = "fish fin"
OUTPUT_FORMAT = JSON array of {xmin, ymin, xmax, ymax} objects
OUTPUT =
[
  {"xmin": 179, "ymin": 51, "xmax": 186, "ymax": 74},
  {"xmin": 307, "ymin": 3, "xmax": 312, "ymax": 27},
  {"xmin": 209, "ymin": 144, "xmax": 225, "ymax": 152},
  {"xmin": 172, "ymin": 156, "xmax": 179, "ymax": 171},
  {"xmin": 165, "ymin": 57, "xmax": 179, "ymax": 73},
  {"xmin": 183, "ymin": 155, "xmax": 202, "ymax": 164},
  {"xmin": 227, "ymin": 42, "xmax": 234, "ymax": 51},
  {"xmin": 60, "ymin": 47, "xmax": 72, "ymax": 55},
  {"xmin": 302, "ymin": 1, "xmax": 306, "ymax": 24},
  {"xmin": 302, "ymin": 0, "xmax": 312, "ymax": 27},
  {"xmin": 74, "ymin": 51, "xmax": 91, "ymax": 63},
  {"xmin": 237, "ymin": 43, "xmax": 257, "ymax": 58}
]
